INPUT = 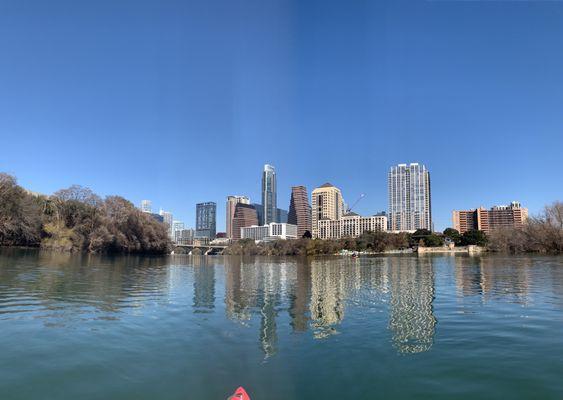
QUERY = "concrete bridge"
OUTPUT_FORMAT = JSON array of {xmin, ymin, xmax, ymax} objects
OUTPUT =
[{"xmin": 172, "ymin": 243, "xmax": 228, "ymax": 255}]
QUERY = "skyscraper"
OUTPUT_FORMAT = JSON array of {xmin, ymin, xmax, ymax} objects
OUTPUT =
[
  {"xmin": 232, "ymin": 203, "xmax": 259, "ymax": 240},
  {"xmin": 388, "ymin": 163, "xmax": 432, "ymax": 232},
  {"xmin": 262, "ymin": 164, "xmax": 277, "ymax": 225},
  {"xmin": 311, "ymin": 183, "xmax": 344, "ymax": 239},
  {"xmin": 288, "ymin": 185, "xmax": 312, "ymax": 238},
  {"xmin": 159, "ymin": 209, "xmax": 173, "ymax": 237},
  {"xmin": 276, "ymin": 208, "xmax": 288, "ymax": 224},
  {"xmin": 252, "ymin": 203, "xmax": 264, "ymax": 225},
  {"xmin": 195, "ymin": 202, "xmax": 217, "ymax": 239},
  {"xmin": 140, "ymin": 200, "xmax": 152, "ymax": 213},
  {"xmin": 226, "ymin": 195, "xmax": 250, "ymax": 239}
]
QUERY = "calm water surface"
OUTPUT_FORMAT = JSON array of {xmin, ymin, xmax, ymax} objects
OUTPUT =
[{"xmin": 1, "ymin": 248, "xmax": 563, "ymax": 399}]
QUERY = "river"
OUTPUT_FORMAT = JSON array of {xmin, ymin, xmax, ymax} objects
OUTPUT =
[{"xmin": 1, "ymin": 248, "xmax": 562, "ymax": 399}]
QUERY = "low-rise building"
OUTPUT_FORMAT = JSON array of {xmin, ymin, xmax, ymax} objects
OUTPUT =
[
  {"xmin": 241, "ymin": 223, "xmax": 298, "ymax": 242},
  {"xmin": 176, "ymin": 228, "xmax": 195, "ymax": 245},
  {"xmin": 210, "ymin": 237, "xmax": 230, "ymax": 246},
  {"xmin": 317, "ymin": 212, "xmax": 388, "ymax": 240},
  {"xmin": 241, "ymin": 225, "xmax": 270, "ymax": 241}
]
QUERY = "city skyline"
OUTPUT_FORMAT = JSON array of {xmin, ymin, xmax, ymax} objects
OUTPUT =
[
  {"xmin": 6, "ymin": 162, "xmax": 553, "ymax": 234},
  {"xmin": 2, "ymin": 1, "xmax": 562, "ymax": 231}
]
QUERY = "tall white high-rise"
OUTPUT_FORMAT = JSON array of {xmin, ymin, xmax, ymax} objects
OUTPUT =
[
  {"xmin": 262, "ymin": 164, "xmax": 277, "ymax": 225},
  {"xmin": 226, "ymin": 195, "xmax": 250, "ymax": 239},
  {"xmin": 172, "ymin": 220, "xmax": 185, "ymax": 243},
  {"xmin": 159, "ymin": 209, "xmax": 174, "ymax": 237},
  {"xmin": 388, "ymin": 163, "xmax": 432, "ymax": 232},
  {"xmin": 140, "ymin": 200, "xmax": 152, "ymax": 213}
]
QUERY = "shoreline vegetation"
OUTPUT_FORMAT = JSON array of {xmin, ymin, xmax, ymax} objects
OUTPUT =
[{"xmin": 0, "ymin": 173, "xmax": 171, "ymax": 254}]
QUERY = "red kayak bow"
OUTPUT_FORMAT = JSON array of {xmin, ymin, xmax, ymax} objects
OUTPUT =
[{"xmin": 228, "ymin": 387, "xmax": 250, "ymax": 400}]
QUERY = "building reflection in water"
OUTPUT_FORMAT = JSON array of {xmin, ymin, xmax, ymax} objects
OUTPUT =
[
  {"xmin": 387, "ymin": 257, "xmax": 436, "ymax": 354},
  {"xmin": 288, "ymin": 260, "xmax": 311, "ymax": 333},
  {"xmin": 223, "ymin": 255, "xmax": 438, "ymax": 354},
  {"xmin": 309, "ymin": 258, "xmax": 349, "ymax": 339},
  {"xmin": 455, "ymin": 256, "xmax": 484, "ymax": 297},
  {"xmin": 4, "ymin": 248, "xmax": 557, "ymax": 360},
  {"xmin": 192, "ymin": 256, "xmax": 215, "ymax": 312},
  {"xmin": 256, "ymin": 260, "xmax": 284, "ymax": 358},
  {"xmin": 455, "ymin": 255, "xmax": 532, "ymax": 304},
  {"xmin": 224, "ymin": 256, "xmax": 251, "ymax": 323},
  {"xmin": 224, "ymin": 257, "xmax": 284, "ymax": 358}
]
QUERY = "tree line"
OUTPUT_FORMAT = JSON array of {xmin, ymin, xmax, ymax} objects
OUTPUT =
[
  {"xmin": 0, "ymin": 173, "xmax": 171, "ymax": 254},
  {"xmin": 225, "ymin": 202, "xmax": 562, "ymax": 256},
  {"xmin": 487, "ymin": 202, "xmax": 562, "ymax": 253},
  {"xmin": 223, "ymin": 229, "xmax": 483, "ymax": 257}
]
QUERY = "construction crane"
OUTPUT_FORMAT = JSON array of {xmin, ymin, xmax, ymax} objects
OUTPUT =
[{"xmin": 346, "ymin": 193, "xmax": 366, "ymax": 213}]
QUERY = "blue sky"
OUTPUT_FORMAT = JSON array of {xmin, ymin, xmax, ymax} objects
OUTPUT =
[{"xmin": 1, "ymin": 0, "xmax": 562, "ymax": 231}]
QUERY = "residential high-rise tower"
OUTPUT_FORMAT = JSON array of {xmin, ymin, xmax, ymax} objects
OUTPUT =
[
  {"xmin": 262, "ymin": 164, "xmax": 277, "ymax": 225},
  {"xmin": 388, "ymin": 163, "xmax": 432, "ymax": 232}
]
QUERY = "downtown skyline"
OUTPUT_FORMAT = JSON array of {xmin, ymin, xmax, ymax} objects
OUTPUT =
[
  {"xmin": 4, "ymin": 161, "xmax": 554, "ymax": 234},
  {"xmin": 2, "ymin": 0, "xmax": 562, "ymax": 232}
]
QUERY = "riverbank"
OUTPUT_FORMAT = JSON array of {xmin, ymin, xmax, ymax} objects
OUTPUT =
[
  {"xmin": 0, "ymin": 173, "xmax": 171, "ymax": 254},
  {"xmin": 417, "ymin": 245, "xmax": 485, "ymax": 254},
  {"xmin": 223, "ymin": 233, "xmax": 413, "ymax": 256},
  {"xmin": 223, "ymin": 234, "xmax": 561, "ymax": 257}
]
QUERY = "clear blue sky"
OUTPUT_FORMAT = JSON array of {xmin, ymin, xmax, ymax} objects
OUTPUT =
[{"xmin": 1, "ymin": 0, "xmax": 562, "ymax": 231}]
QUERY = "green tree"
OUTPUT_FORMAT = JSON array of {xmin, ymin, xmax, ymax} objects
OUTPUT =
[
  {"xmin": 423, "ymin": 234, "xmax": 444, "ymax": 247},
  {"xmin": 443, "ymin": 228, "xmax": 462, "ymax": 245},
  {"xmin": 461, "ymin": 230, "xmax": 487, "ymax": 246},
  {"xmin": 411, "ymin": 229, "xmax": 444, "ymax": 247}
]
